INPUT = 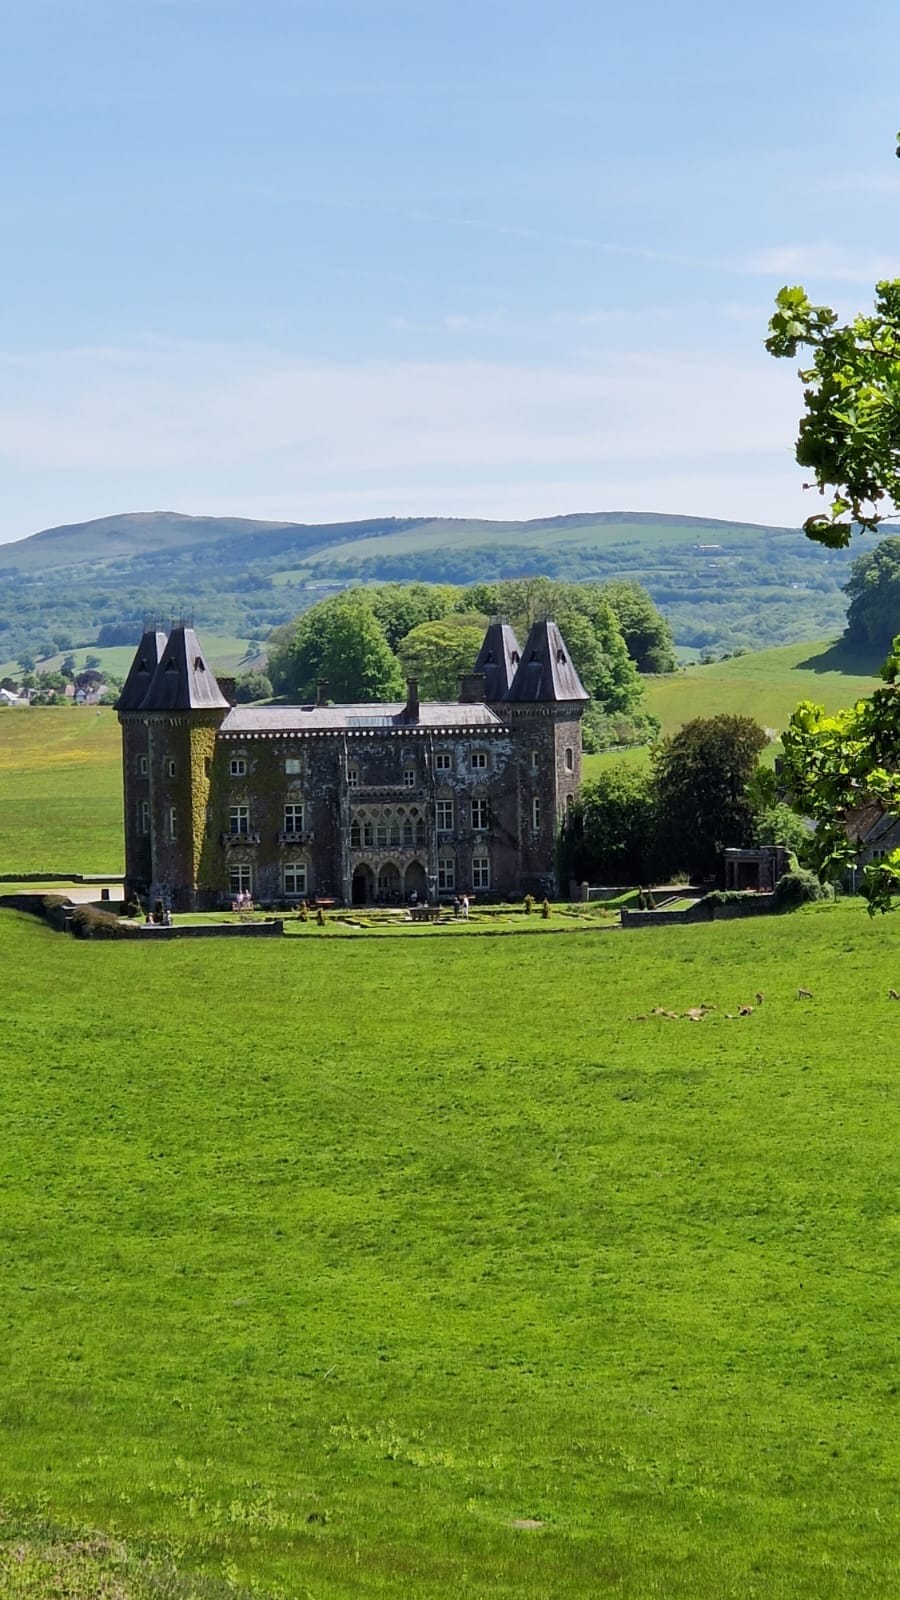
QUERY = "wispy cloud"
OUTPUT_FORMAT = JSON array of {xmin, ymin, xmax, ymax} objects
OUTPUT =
[
  {"xmin": 0, "ymin": 337, "xmax": 811, "ymax": 541},
  {"xmin": 743, "ymin": 244, "xmax": 900, "ymax": 284}
]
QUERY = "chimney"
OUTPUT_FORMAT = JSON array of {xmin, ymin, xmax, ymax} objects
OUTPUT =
[
  {"xmin": 404, "ymin": 677, "xmax": 419, "ymax": 722},
  {"xmin": 316, "ymin": 679, "xmax": 329, "ymax": 708},
  {"xmin": 458, "ymin": 672, "xmax": 486, "ymax": 704}
]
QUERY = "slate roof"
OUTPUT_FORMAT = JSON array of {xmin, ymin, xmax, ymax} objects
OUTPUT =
[
  {"xmin": 472, "ymin": 621, "xmax": 522, "ymax": 702},
  {"xmin": 140, "ymin": 626, "xmax": 231, "ymax": 712},
  {"xmin": 116, "ymin": 628, "xmax": 169, "ymax": 712},
  {"xmin": 506, "ymin": 618, "xmax": 589, "ymax": 703},
  {"xmin": 221, "ymin": 702, "xmax": 503, "ymax": 735}
]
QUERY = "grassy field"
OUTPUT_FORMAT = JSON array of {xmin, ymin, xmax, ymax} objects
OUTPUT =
[
  {"xmin": 0, "ymin": 633, "xmax": 254, "ymax": 682},
  {"xmin": 0, "ymin": 707, "xmax": 122, "ymax": 874},
  {"xmin": 641, "ymin": 638, "xmax": 882, "ymax": 740},
  {"xmin": 1, "ymin": 900, "xmax": 900, "ymax": 1598},
  {"xmin": 580, "ymin": 637, "xmax": 881, "ymax": 783}
]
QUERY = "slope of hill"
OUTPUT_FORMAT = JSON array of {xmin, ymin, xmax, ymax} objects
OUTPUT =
[{"xmin": 0, "ymin": 508, "xmax": 858, "ymax": 664}]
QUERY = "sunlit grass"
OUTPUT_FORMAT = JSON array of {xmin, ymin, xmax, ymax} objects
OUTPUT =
[{"xmin": 2, "ymin": 901, "xmax": 899, "ymax": 1597}]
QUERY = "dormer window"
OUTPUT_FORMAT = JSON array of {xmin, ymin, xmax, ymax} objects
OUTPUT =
[
  {"xmin": 165, "ymin": 658, "xmax": 177, "ymax": 672},
  {"xmin": 511, "ymin": 651, "xmax": 520, "ymax": 665},
  {"xmin": 556, "ymin": 648, "xmax": 566, "ymax": 664},
  {"xmin": 194, "ymin": 657, "xmax": 205, "ymax": 671}
]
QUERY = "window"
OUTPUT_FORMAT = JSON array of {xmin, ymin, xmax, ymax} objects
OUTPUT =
[
  {"xmin": 376, "ymin": 818, "xmax": 388, "ymax": 847},
  {"xmin": 531, "ymin": 750, "xmax": 539, "ymax": 771},
  {"xmin": 470, "ymin": 750, "xmax": 488, "ymax": 771},
  {"xmin": 435, "ymin": 752, "xmax": 452, "ymax": 772},
  {"xmin": 532, "ymin": 796, "xmax": 541, "ymax": 831},
  {"xmin": 436, "ymin": 799, "xmax": 454, "ymax": 833},
  {"xmin": 167, "ymin": 758, "xmax": 177, "ymax": 778},
  {"xmin": 350, "ymin": 819, "xmax": 361, "ymax": 848},
  {"xmin": 168, "ymin": 806, "xmax": 178, "ymax": 840},
  {"xmin": 347, "ymin": 764, "xmax": 359, "ymax": 789},
  {"xmin": 472, "ymin": 852, "xmax": 491, "ymax": 891},
  {"xmin": 402, "ymin": 816, "xmax": 414, "ymax": 846},
  {"xmin": 403, "ymin": 765, "xmax": 416, "ymax": 788},
  {"xmin": 283, "ymin": 862, "xmax": 308, "ymax": 897},
  {"xmin": 389, "ymin": 818, "xmax": 401, "ymax": 846},
  {"xmin": 283, "ymin": 802, "xmax": 305, "ymax": 836},
  {"xmin": 229, "ymin": 863, "xmax": 252, "ymax": 896},
  {"xmin": 139, "ymin": 755, "xmax": 148, "ymax": 777},
  {"xmin": 471, "ymin": 797, "xmax": 489, "ymax": 831},
  {"xmin": 285, "ymin": 757, "xmax": 302, "ymax": 775},
  {"xmin": 438, "ymin": 852, "xmax": 456, "ymax": 891},
  {"xmin": 139, "ymin": 799, "xmax": 150, "ymax": 836},
  {"xmin": 230, "ymin": 756, "xmax": 247, "ymax": 778},
  {"xmin": 565, "ymin": 747, "xmax": 574, "ymax": 772},
  {"xmin": 229, "ymin": 804, "xmax": 250, "ymax": 837}
]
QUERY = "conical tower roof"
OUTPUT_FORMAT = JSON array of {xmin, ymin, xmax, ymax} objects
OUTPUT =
[
  {"xmin": 471, "ymin": 620, "xmax": 522, "ymax": 702},
  {"xmin": 116, "ymin": 628, "xmax": 168, "ymax": 712},
  {"xmin": 140, "ymin": 625, "xmax": 230, "ymax": 712},
  {"xmin": 505, "ymin": 618, "xmax": 589, "ymax": 703}
]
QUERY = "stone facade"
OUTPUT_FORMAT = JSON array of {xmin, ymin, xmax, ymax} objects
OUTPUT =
[{"xmin": 118, "ymin": 618, "xmax": 588, "ymax": 909}]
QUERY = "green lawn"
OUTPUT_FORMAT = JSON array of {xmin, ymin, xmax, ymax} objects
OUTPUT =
[
  {"xmin": 643, "ymin": 637, "xmax": 882, "ymax": 740},
  {"xmin": 0, "ymin": 707, "xmax": 123, "ymax": 874},
  {"xmin": 1, "ymin": 901, "xmax": 900, "ymax": 1597}
]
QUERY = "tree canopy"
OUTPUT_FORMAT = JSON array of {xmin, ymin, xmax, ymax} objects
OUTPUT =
[
  {"xmin": 266, "ymin": 576, "xmax": 668, "ymax": 744},
  {"xmin": 653, "ymin": 715, "xmax": 769, "ymax": 880},
  {"xmin": 767, "ymin": 278, "xmax": 900, "ymax": 547},
  {"xmin": 396, "ymin": 615, "xmax": 489, "ymax": 700},
  {"xmin": 268, "ymin": 593, "xmax": 405, "ymax": 703},
  {"xmin": 843, "ymin": 537, "xmax": 900, "ymax": 650}
]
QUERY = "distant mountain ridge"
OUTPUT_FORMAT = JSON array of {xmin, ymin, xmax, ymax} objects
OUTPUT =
[
  {"xmin": 0, "ymin": 508, "xmax": 858, "ymax": 666},
  {"xmin": 0, "ymin": 508, "xmax": 793, "ymax": 576}
]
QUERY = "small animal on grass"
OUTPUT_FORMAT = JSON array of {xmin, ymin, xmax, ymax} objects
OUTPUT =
[
  {"xmin": 796, "ymin": 987, "xmax": 813, "ymax": 1000},
  {"xmin": 889, "ymin": 989, "xmax": 900, "ymax": 1001},
  {"xmin": 755, "ymin": 991, "xmax": 765, "ymax": 1006},
  {"xmin": 724, "ymin": 1005, "xmax": 755, "ymax": 1020}
]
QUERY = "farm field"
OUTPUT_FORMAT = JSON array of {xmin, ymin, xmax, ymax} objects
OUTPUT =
[
  {"xmin": 0, "ymin": 706, "xmax": 122, "ymax": 875},
  {"xmin": 1, "ymin": 901, "xmax": 899, "ymax": 1598},
  {"xmin": 643, "ymin": 637, "xmax": 882, "ymax": 740}
]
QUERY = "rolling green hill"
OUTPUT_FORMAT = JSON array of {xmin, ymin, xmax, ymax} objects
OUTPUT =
[
  {"xmin": 2, "ymin": 901, "xmax": 900, "ymax": 1597},
  {"xmin": 0, "ymin": 508, "xmax": 860, "ymax": 666}
]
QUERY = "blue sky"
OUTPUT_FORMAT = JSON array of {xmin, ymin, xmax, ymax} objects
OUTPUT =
[{"xmin": 3, "ymin": 0, "xmax": 900, "ymax": 544}]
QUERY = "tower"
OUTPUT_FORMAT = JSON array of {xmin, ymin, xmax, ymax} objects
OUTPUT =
[
  {"xmin": 504, "ymin": 618, "xmax": 588, "ymax": 894},
  {"xmin": 118, "ymin": 625, "xmax": 229, "ymax": 909}
]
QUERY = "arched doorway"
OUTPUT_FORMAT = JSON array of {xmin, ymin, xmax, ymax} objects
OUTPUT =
[
  {"xmin": 352, "ymin": 864, "xmax": 375, "ymax": 905},
  {"xmin": 404, "ymin": 860, "xmax": 427, "ymax": 901},
  {"xmin": 377, "ymin": 862, "xmax": 401, "ymax": 903}
]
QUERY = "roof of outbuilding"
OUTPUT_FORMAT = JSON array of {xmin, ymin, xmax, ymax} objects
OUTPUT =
[
  {"xmin": 140, "ymin": 626, "xmax": 231, "ymax": 712},
  {"xmin": 221, "ymin": 701, "xmax": 504, "ymax": 735},
  {"xmin": 505, "ymin": 618, "xmax": 589, "ymax": 703}
]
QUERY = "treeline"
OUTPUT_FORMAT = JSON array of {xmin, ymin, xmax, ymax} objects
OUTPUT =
[
  {"xmin": 560, "ymin": 717, "xmax": 809, "ymax": 885},
  {"xmin": 266, "ymin": 578, "xmax": 676, "ymax": 752}
]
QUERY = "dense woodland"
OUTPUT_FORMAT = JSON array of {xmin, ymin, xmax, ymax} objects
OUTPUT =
[{"xmin": 266, "ymin": 577, "xmax": 675, "ymax": 751}]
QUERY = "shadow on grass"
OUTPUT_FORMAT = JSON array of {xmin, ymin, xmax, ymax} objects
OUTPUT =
[{"xmin": 792, "ymin": 638, "xmax": 885, "ymax": 676}]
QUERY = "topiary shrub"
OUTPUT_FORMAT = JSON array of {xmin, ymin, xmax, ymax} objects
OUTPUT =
[
  {"xmin": 70, "ymin": 905, "xmax": 138, "ymax": 940},
  {"xmin": 773, "ymin": 868, "xmax": 834, "ymax": 912}
]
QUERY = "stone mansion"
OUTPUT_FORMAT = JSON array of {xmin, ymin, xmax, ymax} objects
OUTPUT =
[{"xmin": 117, "ymin": 616, "xmax": 588, "ymax": 909}]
